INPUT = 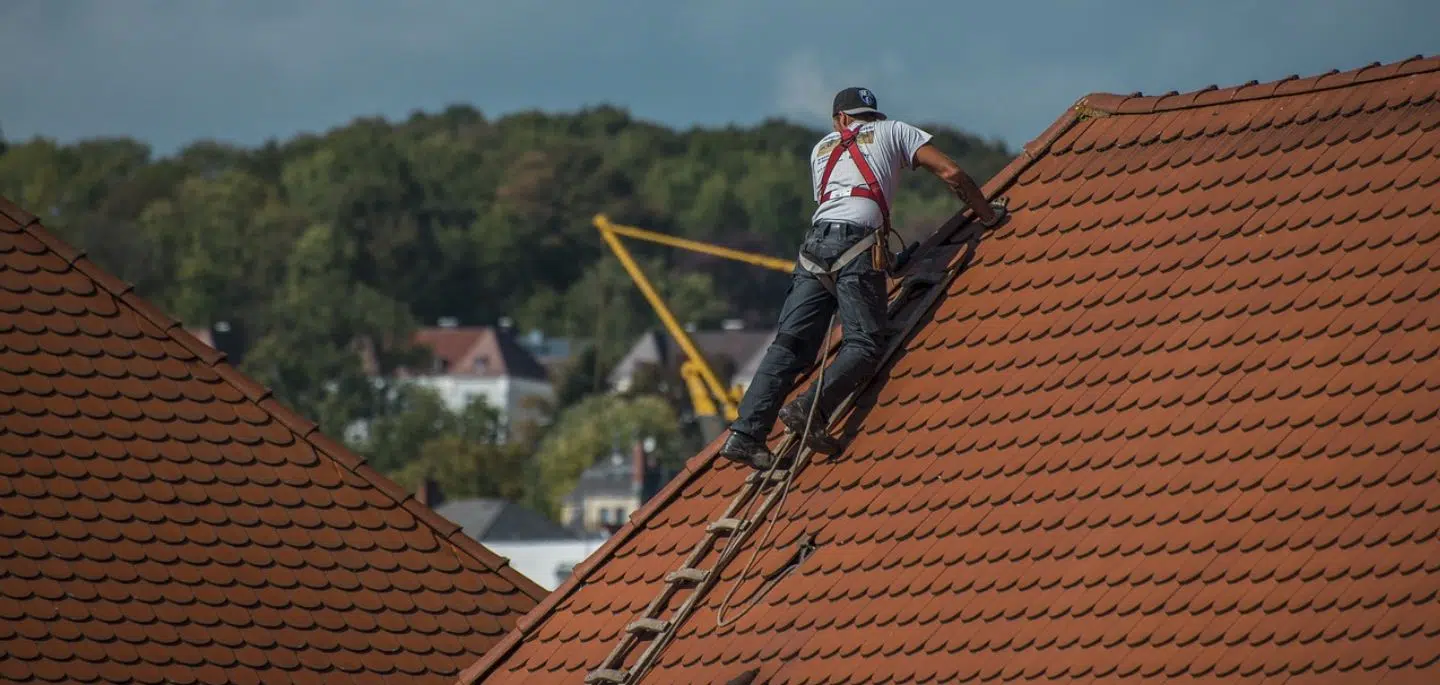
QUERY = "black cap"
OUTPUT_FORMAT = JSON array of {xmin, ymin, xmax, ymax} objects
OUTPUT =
[{"xmin": 832, "ymin": 87, "xmax": 886, "ymax": 119}]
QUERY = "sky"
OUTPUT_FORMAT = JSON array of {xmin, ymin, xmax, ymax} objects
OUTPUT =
[{"xmin": 1, "ymin": 0, "xmax": 1436, "ymax": 157}]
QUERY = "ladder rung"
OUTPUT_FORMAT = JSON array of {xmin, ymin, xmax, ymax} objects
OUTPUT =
[
  {"xmin": 627, "ymin": 618, "xmax": 670, "ymax": 635},
  {"xmin": 666, "ymin": 568, "xmax": 708, "ymax": 584},
  {"xmin": 707, "ymin": 518, "xmax": 747, "ymax": 534},
  {"xmin": 746, "ymin": 469, "xmax": 788, "ymax": 485},
  {"xmin": 585, "ymin": 668, "xmax": 629, "ymax": 684}
]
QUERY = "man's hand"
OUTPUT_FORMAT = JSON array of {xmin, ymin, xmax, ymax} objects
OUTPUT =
[{"xmin": 980, "ymin": 197, "xmax": 1009, "ymax": 228}]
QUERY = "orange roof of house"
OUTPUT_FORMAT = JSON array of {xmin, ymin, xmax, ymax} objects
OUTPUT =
[
  {"xmin": 410, "ymin": 326, "xmax": 550, "ymax": 381},
  {"xmin": 456, "ymin": 54, "xmax": 1440, "ymax": 684},
  {"xmin": 0, "ymin": 197, "xmax": 547, "ymax": 684}
]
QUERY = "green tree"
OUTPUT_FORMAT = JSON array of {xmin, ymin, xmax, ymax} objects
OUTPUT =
[
  {"xmin": 137, "ymin": 170, "xmax": 303, "ymax": 326},
  {"xmin": 0, "ymin": 103, "xmax": 1016, "ymax": 507},
  {"xmin": 240, "ymin": 223, "xmax": 421, "ymax": 435},
  {"xmin": 368, "ymin": 386, "xmax": 534, "ymax": 503},
  {"xmin": 386, "ymin": 435, "xmax": 531, "ymax": 503},
  {"xmin": 531, "ymin": 393, "xmax": 681, "ymax": 516}
]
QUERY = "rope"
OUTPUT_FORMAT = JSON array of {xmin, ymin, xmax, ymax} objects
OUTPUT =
[
  {"xmin": 626, "ymin": 317, "xmax": 837, "ymax": 684},
  {"xmin": 714, "ymin": 310, "xmax": 837, "ymax": 628}
]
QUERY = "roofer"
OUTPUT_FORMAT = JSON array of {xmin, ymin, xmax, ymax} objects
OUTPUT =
[{"xmin": 719, "ymin": 86, "xmax": 1008, "ymax": 469}]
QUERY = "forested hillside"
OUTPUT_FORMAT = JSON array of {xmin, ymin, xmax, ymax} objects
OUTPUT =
[{"xmin": 0, "ymin": 105, "xmax": 1014, "ymax": 512}]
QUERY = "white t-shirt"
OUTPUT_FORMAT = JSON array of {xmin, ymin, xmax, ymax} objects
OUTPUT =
[{"xmin": 809, "ymin": 119, "xmax": 934, "ymax": 228}]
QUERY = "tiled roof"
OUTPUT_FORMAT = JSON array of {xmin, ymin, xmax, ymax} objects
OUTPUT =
[
  {"xmin": 0, "ymin": 197, "xmax": 547, "ymax": 684},
  {"xmin": 456, "ymin": 55, "xmax": 1440, "ymax": 684},
  {"xmin": 410, "ymin": 326, "xmax": 550, "ymax": 381}
]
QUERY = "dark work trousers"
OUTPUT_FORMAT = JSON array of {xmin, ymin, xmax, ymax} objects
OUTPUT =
[{"xmin": 729, "ymin": 220, "xmax": 888, "ymax": 441}]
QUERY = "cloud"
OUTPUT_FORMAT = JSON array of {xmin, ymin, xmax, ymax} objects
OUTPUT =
[
  {"xmin": 773, "ymin": 50, "xmax": 907, "ymax": 124},
  {"xmin": 773, "ymin": 52, "xmax": 831, "ymax": 122}
]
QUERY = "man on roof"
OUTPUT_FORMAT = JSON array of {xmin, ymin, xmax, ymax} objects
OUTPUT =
[{"xmin": 719, "ymin": 86, "xmax": 1008, "ymax": 470}]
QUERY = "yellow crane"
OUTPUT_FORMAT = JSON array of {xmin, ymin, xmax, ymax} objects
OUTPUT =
[{"xmin": 592, "ymin": 214, "xmax": 793, "ymax": 437}]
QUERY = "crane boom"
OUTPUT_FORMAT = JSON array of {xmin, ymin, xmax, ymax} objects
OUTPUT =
[
  {"xmin": 599, "ymin": 220, "xmax": 795, "ymax": 274},
  {"xmin": 593, "ymin": 213, "xmax": 790, "ymax": 428}
]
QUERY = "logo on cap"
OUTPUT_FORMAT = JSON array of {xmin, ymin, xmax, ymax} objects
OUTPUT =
[{"xmin": 859, "ymin": 89, "xmax": 875, "ymax": 106}]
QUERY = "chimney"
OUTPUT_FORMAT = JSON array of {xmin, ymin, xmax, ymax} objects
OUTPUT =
[
  {"xmin": 208, "ymin": 320, "xmax": 247, "ymax": 365},
  {"xmin": 637, "ymin": 436, "xmax": 667, "ymax": 501},
  {"xmin": 632, "ymin": 439, "xmax": 647, "ymax": 494},
  {"xmin": 416, "ymin": 477, "xmax": 444, "ymax": 507}
]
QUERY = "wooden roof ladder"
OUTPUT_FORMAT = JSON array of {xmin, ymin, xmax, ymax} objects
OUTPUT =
[{"xmin": 583, "ymin": 243, "xmax": 959, "ymax": 684}]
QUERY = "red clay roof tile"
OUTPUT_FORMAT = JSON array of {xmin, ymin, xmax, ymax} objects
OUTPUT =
[
  {"xmin": 454, "ymin": 54, "xmax": 1440, "ymax": 685},
  {"xmin": 0, "ymin": 200, "xmax": 547, "ymax": 683}
]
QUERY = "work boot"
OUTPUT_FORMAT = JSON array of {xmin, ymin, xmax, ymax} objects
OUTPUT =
[
  {"xmin": 717, "ymin": 431, "xmax": 775, "ymax": 471},
  {"xmin": 778, "ymin": 396, "xmax": 843, "ymax": 455},
  {"xmin": 778, "ymin": 395, "xmax": 826, "ymax": 434}
]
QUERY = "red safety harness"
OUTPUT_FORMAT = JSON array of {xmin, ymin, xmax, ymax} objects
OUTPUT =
[{"xmin": 815, "ymin": 124, "xmax": 893, "ymax": 273}]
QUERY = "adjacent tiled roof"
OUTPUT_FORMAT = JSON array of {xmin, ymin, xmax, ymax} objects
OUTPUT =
[
  {"xmin": 435, "ymin": 498, "xmax": 578, "ymax": 542},
  {"xmin": 0, "ymin": 197, "xmax": 547, "ymax": 684},
  {"xmin": 410, "ymin": 326, "xmax": 551, "ymax": 381},
  {"xmin": 456, "ymin": 55, "xmax": 1440, "ymax": 684}
]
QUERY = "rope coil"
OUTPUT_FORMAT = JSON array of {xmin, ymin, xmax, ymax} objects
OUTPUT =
[{"xmin": 714, "ymin": 310, "xmax": 836, "ymax": 627}]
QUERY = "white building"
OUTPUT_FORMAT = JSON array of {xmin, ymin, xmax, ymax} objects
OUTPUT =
[
  {"xmin": 484, "ymin": 537, "xmax": 610, "ymax": 591},
  {"xmin": 415, "ymin": 482, "xmax": 610, "ymax": 592},
  {"xmin": 399, "ymin": 321, "xmax": 556, "ymax": 436}
]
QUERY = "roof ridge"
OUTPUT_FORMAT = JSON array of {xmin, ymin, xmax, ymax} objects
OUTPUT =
[
  {"xmin": 0, "ymin": 195, "xmax": 549, "ymax": 606},
  {"xmin": 1079, "ymin": 53, "xmax": 1439, "ymax": 115}
]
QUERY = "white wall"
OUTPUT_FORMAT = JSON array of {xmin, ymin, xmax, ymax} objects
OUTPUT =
[
  {"xmin": 486, "ymin": 537, "xmax": 610, "ymax": 591},
  {"xmin": 506, "ymin": 376, "xmax": 555, "ymax": 427},
  {"xmin": 414, "ymin": 375, "xmax": 504, "ymax": 413},
  {"xmin": 411, "ymin": 376, "xmax": 551, "ymax": 418}
]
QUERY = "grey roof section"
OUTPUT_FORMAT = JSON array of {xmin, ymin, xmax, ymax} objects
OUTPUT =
[
  {"xmin": 608, "ymin": 328, "xmax": 774, "ymax": 390},
  {"xmin": 607, "ymin": 331, "xmax": 664, "ymax": 390},
  {"xmin": 563, "ymin": 451, "xmax": 638, "ymax": 505},
  {"xmin": 730, "ymin": 329, "xmax": 777, "ymax": 388},
  {"xmin": 491, "ymin": 326, "xmax": 552, "ymax": 381},
  {"xmin": 435, "ymin": 498, "xmax": 577, "ymax": 542}
]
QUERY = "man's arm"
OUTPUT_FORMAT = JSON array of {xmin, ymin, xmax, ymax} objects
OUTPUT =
[{"xmin": 912, "ymin": 143, "xmax": 1000, "ymax": 225}]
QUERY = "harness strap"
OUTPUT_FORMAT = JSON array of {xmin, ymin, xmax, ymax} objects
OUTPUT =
[
  {"xmin": 815, "ymin": 125, "xmax": 895, "ymax": 274},
  {"xmin": 796, "ymin": 231, "xmax": 877, "ymax": 295},
  {"xmin": 817, "ymin": 126, "xmax": 891, "ymax": 231}
]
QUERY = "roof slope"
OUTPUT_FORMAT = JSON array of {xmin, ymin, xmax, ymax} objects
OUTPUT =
[
  {"xmin": 457, "ymin": 55, "xmax": 1440, "ymax": 684},
  {"xmin": 608, "ymin": 328, "xmax": 774, "ymax": 390},
  {"xmin": 0, "ymin": 198, "xmax": 547, "ymax": 684},
  {"xmin": 435, "ymin": 498, "xmax": 577, "ymax": 542},
  {"xmin": 411, "ymin": 326, "xmax": 550, "ymax": 381}
]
